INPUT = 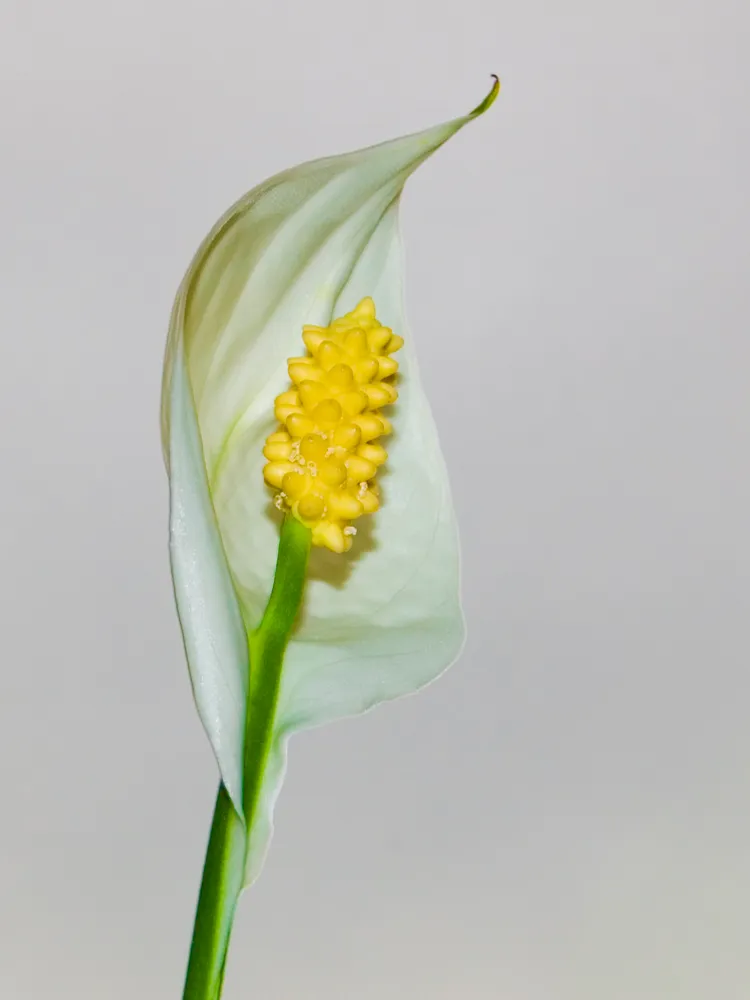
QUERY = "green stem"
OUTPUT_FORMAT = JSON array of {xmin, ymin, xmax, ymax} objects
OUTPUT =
[
  {"xmin": 243, "ymin": 515, "xmax": 311, "ymax": 830},
  {"xmin": 182, "ymin": 785, "xmax": 246, "ymax": 1000},
  {"xmin": 182, "ymin": 515, "xmax": 311, "ymax": 1000}
]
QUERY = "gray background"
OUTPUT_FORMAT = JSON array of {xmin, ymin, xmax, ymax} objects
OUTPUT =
[{"xmin": 2, "ymin": 1, "xmax": 748, "ymax": 997}]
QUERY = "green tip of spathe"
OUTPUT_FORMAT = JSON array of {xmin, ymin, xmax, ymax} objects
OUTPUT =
[{"xmin": 470, "ymin": 74, "xmax": 501, "ymax": 118}]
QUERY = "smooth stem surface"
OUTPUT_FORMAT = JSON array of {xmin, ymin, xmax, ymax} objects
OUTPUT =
[
  {"xmin": 182, "ymin": 784, "xmax": 246, "ymax": 1000},
  {"xmin": 244, "ymin": 515, "xmax": 311, "ymax": 832},
  {"xmin": 182, "ymin": 515, "xmax": 311, "ymax": 1000}
]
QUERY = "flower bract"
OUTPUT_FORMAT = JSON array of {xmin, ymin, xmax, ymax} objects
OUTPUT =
[{"xmin": 162, "ymin": 79, "xmax": 498, "ymax": 882}]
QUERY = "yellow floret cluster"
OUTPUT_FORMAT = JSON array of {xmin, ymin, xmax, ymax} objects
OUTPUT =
[{"xmin": 263, "ymin": 297, "xmax": 402, "ymax": 553}]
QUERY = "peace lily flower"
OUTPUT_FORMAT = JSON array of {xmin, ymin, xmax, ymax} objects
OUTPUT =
[{"xmin": 161, "ymin": 78, "xmax": 498, "ymax": 1000}]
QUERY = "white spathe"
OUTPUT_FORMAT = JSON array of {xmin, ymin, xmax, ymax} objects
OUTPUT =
[{"xmin": 162, "ymin": 88, "xmax": 494, "ymax": 882}]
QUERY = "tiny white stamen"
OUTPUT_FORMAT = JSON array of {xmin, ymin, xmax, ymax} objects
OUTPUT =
[{"xmin": 343, "ymin": 526, "xmax": 357, "ymax": 536}]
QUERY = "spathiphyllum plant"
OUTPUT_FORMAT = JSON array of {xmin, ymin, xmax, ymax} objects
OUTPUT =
[{"xmin": 161, "ymin": 77, "xmax": 499, "ymax": 1000}]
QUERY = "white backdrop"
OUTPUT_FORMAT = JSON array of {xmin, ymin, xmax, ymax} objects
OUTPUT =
[{"xmin": 1, "ymin": 1, "xmax": 748, "ymax": 997}]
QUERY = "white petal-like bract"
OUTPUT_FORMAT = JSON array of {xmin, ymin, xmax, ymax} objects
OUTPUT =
[{"xmin": 162, "ymin": 84, "xmax": 496, "ymax": 880}]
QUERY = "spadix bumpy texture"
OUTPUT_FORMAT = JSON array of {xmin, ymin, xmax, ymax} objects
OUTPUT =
[{"xmin": 263, "ymin": 297, "xmax": 400, "ymax": 553}]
